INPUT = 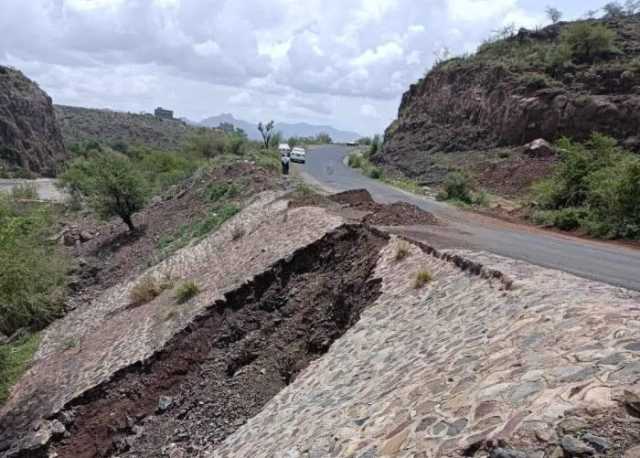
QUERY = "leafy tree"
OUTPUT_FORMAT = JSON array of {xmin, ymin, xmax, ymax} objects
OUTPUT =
[
  {"xmin": 258, "ymin": 121, "xmax": 275, "ymax": 149},
  {"xmin": 316, "ymin": 132, "xmax": 333, "ymax": 144},
  {"xmin": 288, "ymin": 137, "xmax": 298, "ymax": 148},
  {"xmin": 625, "ymin": 0, "xmax": 640, "ymax": 14},
  {"xmin": 60, "ymin": 152, "xmax": 149, "ymax": 232},
  {"xmin": 560, "ymin": 22, "xmax": 616, "ymax": 62},
  {"xmin": 603, "ymin": 1, "xmax": 625, "ymax": 17},
  {"xmin": 545, "ymin": 6, "xmax": 563, "ymax": 23}
]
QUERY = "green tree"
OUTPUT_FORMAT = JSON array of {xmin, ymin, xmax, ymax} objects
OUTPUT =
[
  {"xmin": 316, "ymin": 132, "xmax": 332, "ymax": 144},
  {"xmin": 258, "ymin": 120, "xmax": 275, "ymax": 149},
  {"xmin": 560, "ymin": 22, "xmax": 616, "ymax": 62},
  {"xmin": 60, "ymin": 153, "xmax": 149, "ymax": 232},
  {"xmin": 545, "ymin": 6, "xmax": 563, "ymax": 23}
]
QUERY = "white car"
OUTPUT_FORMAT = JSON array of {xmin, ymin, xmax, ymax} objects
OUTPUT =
[{"xmin": 290, "ymin": 147, "xmax": 306, "ymax": 163}]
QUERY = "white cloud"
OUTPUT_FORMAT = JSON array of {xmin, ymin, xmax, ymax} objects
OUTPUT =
[
  {"xmin": 0, "ymin": 0, "xmax": 564, "ymax": 135},
  {"xmin": 229, "ymin": 91, "xmax": 251, "ymax": 105},
  {"xmin": 360, "ymin": 104, "xmax": 379, "ymax": 118}
]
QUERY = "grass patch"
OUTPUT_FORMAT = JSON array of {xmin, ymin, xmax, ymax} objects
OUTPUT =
[
  {"xmin": 413, "ymin": 269, "xmax": 433, "ymax": 289},
  {"xmin": 157, "ymin": 204, "xmax": 240, "ymax": 258},
  {"xmin": 395, "ymin": 242, "xmax": 411, "ymax": 262},
  {"xmin": 0, "ymin": 332, "xmax": 40, "ymax": 404},
  {"xmin": 175, "ymin": 281, "xmax": 200, "ymax": 304}
]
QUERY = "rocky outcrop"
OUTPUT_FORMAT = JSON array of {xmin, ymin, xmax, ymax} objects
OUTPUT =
[
  {"xmin": 378, "ymin": 15, "xmax": 640, "ymax": 178},
  {"xmin": 0, "ymin": 66, "xmax": 67, "ymax": 177}
]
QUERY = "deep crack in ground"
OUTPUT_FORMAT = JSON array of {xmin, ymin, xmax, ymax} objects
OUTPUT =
[{"xmin": 48, "ymin": 225, "xmax": 387, "ymax": 458}]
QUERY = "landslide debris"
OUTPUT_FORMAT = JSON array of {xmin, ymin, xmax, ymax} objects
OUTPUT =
[
  {"xmin": 0, "ymin": 66, "xmax": 68, "ymax": 177},
  {"xmin": 49, "ymin": 225, "xmax": 386, "ymax": 458},
  {"xmin": 378, "ymin": 13, "xmax": 640, "ymax": 180},
  {"xmin": 289, "ymin": 188, "xmax": 439, "ymax": 227}
]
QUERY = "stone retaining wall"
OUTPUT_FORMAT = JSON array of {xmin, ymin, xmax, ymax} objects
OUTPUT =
[
  {"xmin": 211, "ymin": 238, "xmax": 640, "ymax": 457},
  {"xmin": 0, "ymin": 192, "xmax": 344, "ymax": 456}
]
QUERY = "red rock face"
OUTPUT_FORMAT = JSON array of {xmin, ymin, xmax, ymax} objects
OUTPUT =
[
  {"xmin": 378, "ymin": 17, "xmax": 640, "ymax": 178},
  {"xmin": 0, "ymin": 66, "xmax": 68, "ymax": 177}
]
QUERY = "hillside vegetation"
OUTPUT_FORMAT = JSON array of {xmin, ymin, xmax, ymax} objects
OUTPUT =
[
  {"xmin": 379, "ymin": 12, "xmax": 640, "ymax": 177},
  {"xmin": 375, "ymin": 7, "xmax": 640, "ymax": 239},
  {"xmin": 55, "ymin": 105, "xmax": 202, "ymax": 151}
]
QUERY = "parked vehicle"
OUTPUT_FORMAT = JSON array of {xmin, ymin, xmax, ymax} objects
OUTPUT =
[
  {"xmin": 278, "ymin": 143, "xmax": 291, "ymax": 155},
  {"xmin": 290, "ymin": 147, "xmax": 306, "ymax": 163}
]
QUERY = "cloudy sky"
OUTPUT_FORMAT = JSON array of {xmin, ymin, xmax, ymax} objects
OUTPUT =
[{"xmin": 1, "ymin": 0, "xmax": 605, "ymax": 136}]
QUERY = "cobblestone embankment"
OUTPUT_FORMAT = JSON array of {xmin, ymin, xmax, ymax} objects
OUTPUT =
[
  {"xmin": 0, "ymin": 192, "xmax": 344, "ymax": 456},
  {"xmin": 212, "ymin": 238, "xmax": 640, "ymax": 457}
]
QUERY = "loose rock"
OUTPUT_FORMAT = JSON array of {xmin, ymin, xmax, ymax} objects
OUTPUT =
[{"xmin": 561, "ymin": 435, "xmax": 595, "ymax": 456}]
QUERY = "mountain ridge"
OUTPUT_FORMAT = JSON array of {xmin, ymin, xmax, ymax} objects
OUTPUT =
[{"xmin": 199, "ymin": 113, "xmax": 361, "ymax": 143}]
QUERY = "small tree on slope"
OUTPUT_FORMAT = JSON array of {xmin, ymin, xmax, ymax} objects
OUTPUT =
[{"xmin": 60, "ymin": 152, "xmax": 149, "ymax": 232}]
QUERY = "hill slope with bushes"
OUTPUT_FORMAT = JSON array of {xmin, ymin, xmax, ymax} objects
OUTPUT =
[
  {"xmin": 55, "ymin": 105, "xmax": 203, "ymax": 151},
  {"xmin": 377, "ymin": 13, "xmax": 640, "ymax": 178}
]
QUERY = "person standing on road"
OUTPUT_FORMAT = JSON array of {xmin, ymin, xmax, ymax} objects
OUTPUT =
[{"xmin": 281, "ymin": 152, "xmax": 290, "ymax": 175}]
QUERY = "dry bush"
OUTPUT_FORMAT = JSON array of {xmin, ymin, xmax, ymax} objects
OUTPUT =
[
  {"xmin": 231, "ymin": 224, "xmax": 245, "ymax": 241},
  {"xmin": 395, "ymin": 242, "xmax": 411, "ymax": 261},
  {"xmin": 130, "ymin": 276, "xmax": 162, "ymax": 306},
  {"xmin": 414, "ymin": 269, "xmax": 432, "ymax": 289},
  {"xmin": 175, "ymin": 281, "xmax": 200, "ymax": 304}
]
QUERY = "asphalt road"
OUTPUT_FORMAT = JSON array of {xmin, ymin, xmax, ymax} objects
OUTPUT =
[
  {"xmin": 0, "ymin": 178, "xmax": 66, "ymax": 201},
  {"xmin": 301, "ymin": 144, "xmax": 640, "ymax": 291}
]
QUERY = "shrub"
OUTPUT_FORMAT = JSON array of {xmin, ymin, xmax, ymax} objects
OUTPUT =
[
  {"xmin": 225, "ymin": 135, "xmax": 246, "ymax": 156},
  {"xmin": 59, "ymin": 152, "xmax": 149, "ymax": 232},
  {"xmin": 367, "ymin": 167, "xmax": 383, "ymax": 179},
  {"xmin": 442, "ymin": 172, "xmax": 472, "ymax": 203},
  {"xmin": 130, "ymin": 276, "xmax": 163, "ymax": 306},
  {"xmin": 175, "ymin": 281, "xmax": 200, "ymax": 304},
  {"xmin": 533, "ymin": 134, "xmax": 640, "ymax": 238},
  {"xmin": 414, "ymin": 269, "xmax": 432, "ymax": 289},
  {"xmin": 395, "ymin": 242, "xmax": 411, "ymax": 261},
  {"xmin": 186, "ymin": 130, "xmax": 227, "ymax": 158},
  {"xmin": 0, "ymin": 196, "xmax": 68, "ymax": 336},
  {"xmin": 560, "ymin": 23, "xmax": 617, "ymax": 62},
  {"xmin": 348, "ymin": 153, "xmax": 363, "ymax": 168}
]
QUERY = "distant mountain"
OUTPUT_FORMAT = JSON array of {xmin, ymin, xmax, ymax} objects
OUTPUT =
[{"xmin": 199, "ymin": 113, "xmax": 361, "ymax": 143}]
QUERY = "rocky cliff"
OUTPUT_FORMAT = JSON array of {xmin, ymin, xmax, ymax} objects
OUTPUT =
[
  {"xmin": 378, "ymin": 15, "xmax": 640, "ymax": 178},
  {"xmin": 0, "ymin": 66, "xmax": 67, "ymax": 177}
]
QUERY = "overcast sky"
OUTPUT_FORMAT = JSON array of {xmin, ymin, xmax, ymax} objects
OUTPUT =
[{"xmin": 1, "ymin": 0, "xmax": 606, "ymax": 136}]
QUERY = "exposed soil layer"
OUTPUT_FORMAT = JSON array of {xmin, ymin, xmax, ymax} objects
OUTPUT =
[
  {"xmin": 328, "ymin": 189, "xmax": 375, "ymax": 206},
  {"xmin": 49, "ymin": 225, "xmax": 386, "ymax": 458},
  {"xmin": 363, "ymin": 201, "xmax": 439, "ymax": 226},
  {"xmin": 469, "ymin": 153, "xmax": 557, "ymax": 198}
]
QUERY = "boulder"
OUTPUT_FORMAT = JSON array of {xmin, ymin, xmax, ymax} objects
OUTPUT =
[{"xmin": 524, "ymin": 138, "xmax": 555, "ymax": 157}]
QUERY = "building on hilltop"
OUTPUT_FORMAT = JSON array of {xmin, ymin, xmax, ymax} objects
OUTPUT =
[{"xmin": 154, "ymin": 107, "xmax": 173, "ymax": 119}]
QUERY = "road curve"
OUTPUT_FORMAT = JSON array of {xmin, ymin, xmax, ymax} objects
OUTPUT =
[{"xmin": 301, "ymin": 144, "xmax": 640, "ymax": 291}]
